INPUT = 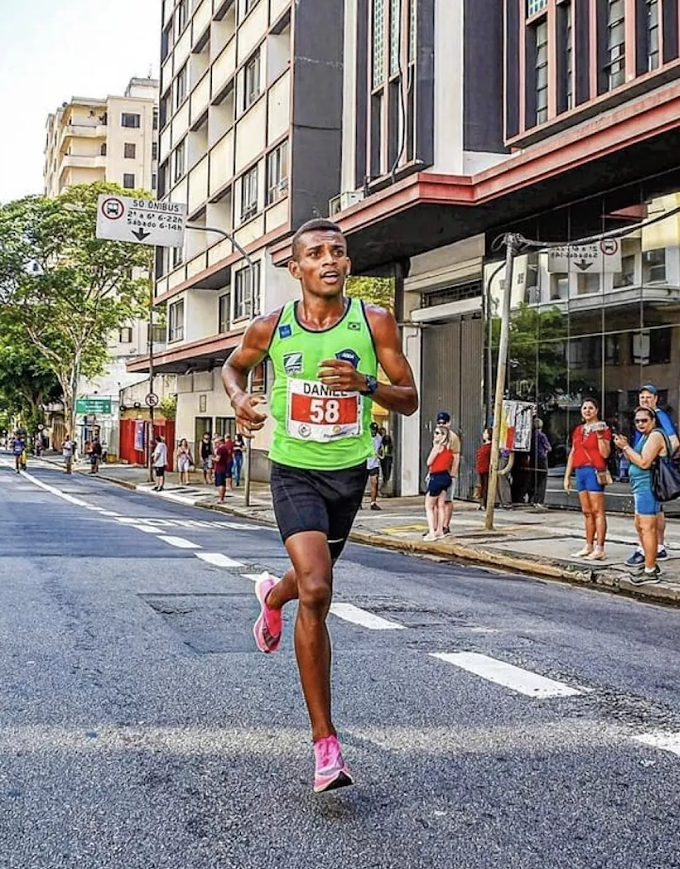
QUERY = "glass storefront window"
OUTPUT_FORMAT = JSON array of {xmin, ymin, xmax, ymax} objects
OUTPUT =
[{"xmin": 483, "ymin": 180, "xmax": 680, "ymax": 510}]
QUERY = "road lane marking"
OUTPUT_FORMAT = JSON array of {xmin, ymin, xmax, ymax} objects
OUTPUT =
[
  {"xmin": 240, "ymin": 574, "xmax": 406, "ymax": 630},
  {"xmin": 633, "ymin": 732, "xmax": 680, "ymax": 758},
  {"xmin": 136, "ymin": 525, "xmax": 167, "ymax": 534},
  {"xmin": 100, "ymin": 511, "xmax": 120, "ymax": 517},
  {"xmin": 12, "ymin": 468, "xmax": 92, "ymax": 508},
  {"xmin": 329, "ymin": 603, "xmax": 406, "ymax": 631},
  {"xmin": 430, "ymin": 652, "xmax": 584, "ymax": 698},
  {"xmin": 157, "ymin": 536, "xmax": 201, "ymax": 550},
  {"xmin": 241, "ymin": 573, "xmax": 261, "ymax": 583},
  {"xmin": 196, "ymin": 553, "xmax": 245, "ymax": 568}
]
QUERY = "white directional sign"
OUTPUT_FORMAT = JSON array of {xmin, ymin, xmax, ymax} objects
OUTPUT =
[
  {"xmin": 546, "ymin": 238, "xmax": 622, "ymax": 274},
  {"xmin": 96, "ymin": 195, "xmax": 187, "ymax": 248}
]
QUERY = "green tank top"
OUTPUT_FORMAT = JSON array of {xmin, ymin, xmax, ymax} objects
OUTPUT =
[{"xmin": 267, "ymin": 297, "xmax": 378, "ymax": 470}]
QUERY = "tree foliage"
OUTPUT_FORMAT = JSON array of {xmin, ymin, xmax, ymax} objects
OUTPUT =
[
  {"xmin": 346, "ymin": 276, "xmax": 395, "ymax": 311},
  {"xmin": 0, "ymin": 182, "xmax": 153, "ymax": 430},
  {"xmin": 0, "ymin": 326, "xmax": 62, "ymax": 432}
]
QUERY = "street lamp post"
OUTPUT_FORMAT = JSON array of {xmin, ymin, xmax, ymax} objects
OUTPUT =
[{"xmin": 186, "ymin": 225, "xmax": 256, "ymax": 506}]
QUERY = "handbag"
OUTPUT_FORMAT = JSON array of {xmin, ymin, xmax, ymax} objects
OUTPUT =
[
  {"xmin": 582, "ymin": 425, "xmax": 612, "ymax": 486},
  {"xmin": 596, "ymin": 469, "xmax": 613, "ymax": 486},
  {"xmin": 652, "ymin": 433, "xmax": 680, "ymax": 502}
]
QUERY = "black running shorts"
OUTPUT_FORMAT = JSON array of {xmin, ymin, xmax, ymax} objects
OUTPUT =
[{"xmin": 270, "ymin": 461, "xmax": 369, "ymax": 560}]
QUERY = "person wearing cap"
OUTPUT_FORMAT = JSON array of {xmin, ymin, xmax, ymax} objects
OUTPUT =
[
  {"xmin": 435, "ymin": 411, "xmax": 460, "ymax": 533},
  {"xmin": 366, "ymin": 421, "xmax": 383, "ymax": 510},
  {"xmin": 625, "ymin": 384, "xmax": 679, "ymax": 566}
]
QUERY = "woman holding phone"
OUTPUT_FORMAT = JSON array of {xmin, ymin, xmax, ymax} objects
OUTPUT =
[
  {"xmin": 424, "ymin": 425, "xmax": 456, "ymax": 541},
  {"xmin": 613, "ymin": 406, "xmax": 667, "ymax": 583},
  {"xmin": 564, "ymin": 398, "xmax": 611, "ymax": 560}
]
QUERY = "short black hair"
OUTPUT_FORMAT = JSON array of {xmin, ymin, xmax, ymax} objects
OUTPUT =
[{"xmin": 291, "ymin": 218, "xmax": 345, "ymax": 261}]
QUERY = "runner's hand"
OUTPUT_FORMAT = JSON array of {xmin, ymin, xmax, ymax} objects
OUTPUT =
[
  {"xmin": 563, "ymin": 476, "xmax": 570, "ymax": 493},
  {"xmin": 318, "ymin": 359, "xmax": 364, "ymax": 391},
  {"xmin": 232, "ymin": 393, "xmax": 267, "ymax": 438}
]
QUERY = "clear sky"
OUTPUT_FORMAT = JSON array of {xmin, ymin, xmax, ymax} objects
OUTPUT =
[{"xmin": 0, "ymin": 0, "xmax": 161, "ymax": 203}]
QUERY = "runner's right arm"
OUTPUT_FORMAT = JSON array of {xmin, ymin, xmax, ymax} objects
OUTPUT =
[{"xmin": 221, "ymin": 312, "xmax": 279, "ymax": 437}]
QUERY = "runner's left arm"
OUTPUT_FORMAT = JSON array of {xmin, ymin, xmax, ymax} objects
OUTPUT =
[{"xmin": 318, "ymin": 306, "xmax": 418, "ymax": 416}]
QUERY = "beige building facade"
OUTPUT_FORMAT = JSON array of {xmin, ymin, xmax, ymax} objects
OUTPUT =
[{"xmin": 129, "ymin": 0, "xmax": 345, "ymax": 476}]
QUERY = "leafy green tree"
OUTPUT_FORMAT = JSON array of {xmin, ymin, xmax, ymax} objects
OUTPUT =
[
  {"xmin": 346, "ymin": 276, "xmax": 395, "ymax": 311},
  {"xmin": 0, "ymin": 182, "xmax": 153, "ymax": 432},
  {"xmin": 0, "ymin": 329, "xmax": 62, "ymax": 432}
]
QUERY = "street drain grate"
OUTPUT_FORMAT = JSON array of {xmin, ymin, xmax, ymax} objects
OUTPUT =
[{"xmin": 140, "ymin": 593, "xmax": 256, "ymax": 654}]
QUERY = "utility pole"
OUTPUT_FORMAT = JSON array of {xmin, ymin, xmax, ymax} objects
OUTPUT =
[{"xmin": 485, "ymin": 234, "xmax": 518, "ymax": 531}]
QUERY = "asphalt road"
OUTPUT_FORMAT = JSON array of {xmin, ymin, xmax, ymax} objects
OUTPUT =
[{"xmin": 1, "ymin": 456, "xmax": 680, "ymax": 868}]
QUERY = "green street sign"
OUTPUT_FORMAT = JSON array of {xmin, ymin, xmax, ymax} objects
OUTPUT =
[{"xmin": 75, "ymin": 398, "xmax": 112, "ymax": 415}]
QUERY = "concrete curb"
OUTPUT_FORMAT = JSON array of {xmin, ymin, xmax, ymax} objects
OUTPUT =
[{"xmin": 42, "ymin": 460, "xmax": 680, "ymax": 607}]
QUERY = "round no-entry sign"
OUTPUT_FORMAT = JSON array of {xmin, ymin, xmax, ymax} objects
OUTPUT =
[
  {"xmin": 600, "ymin": 238, "xmax": 619, "ymax": 256},
  {"xmin": 101, "ymin": 197, "xmax": 125, "ymax": 220}
]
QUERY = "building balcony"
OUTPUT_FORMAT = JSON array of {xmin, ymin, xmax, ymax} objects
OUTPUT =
[
  {"xmin": 59, "ymin": 154, "xmax": 107, "ymax": 171},
  {"xmin": 127, "ymin": 330, "xmax": 242, "ymax": 375},
  {"xmin": 59, "ymin": 123, "xmax": 107, "ymax": 152}
]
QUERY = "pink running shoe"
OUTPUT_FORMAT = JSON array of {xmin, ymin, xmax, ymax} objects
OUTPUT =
[
  {"xmin": 253, "ymin": 573, "xmax": 282, "ymax": 653},
  {"xmin": 313, "ymin": 735, "xmax": 354, "ymax": 793}
]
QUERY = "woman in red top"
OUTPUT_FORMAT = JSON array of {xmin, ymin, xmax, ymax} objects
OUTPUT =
[
  {"xmin": 563, "ymin": 398, "xmax": 611, "ymax": 560},
  {"xmin": 475, "ymin": 427, "xmax": 493, "ymax": 509},
  {"xmin": 424, "ymin": 425, "xmax": 455, "ymax": 540}
]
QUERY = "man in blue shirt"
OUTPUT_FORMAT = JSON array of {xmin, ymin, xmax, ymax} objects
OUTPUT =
[{"xmin": 626, "ymin": 383, "xmax": 679, "ymax": 566}]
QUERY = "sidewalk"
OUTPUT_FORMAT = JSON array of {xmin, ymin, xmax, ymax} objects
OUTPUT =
[{"xmin": 49, "ymin": 457, "xmax": 680, "ymax": 607}]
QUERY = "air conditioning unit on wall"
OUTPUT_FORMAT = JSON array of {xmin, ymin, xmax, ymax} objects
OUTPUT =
[{"xmin": 329, "ymin": 190, "xmax": 365, "ymax": 217}]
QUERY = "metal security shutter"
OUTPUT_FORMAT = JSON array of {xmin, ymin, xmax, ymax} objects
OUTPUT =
[{"xmin": 420, "ymin": 316, "xmax": 484, "ymax": 498}]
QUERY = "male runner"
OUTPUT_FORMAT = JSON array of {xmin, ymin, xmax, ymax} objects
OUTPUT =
[
  {"xmin": 625, "ymin": 383, "xmax": 679, "ymax": 565},
  {"xmin": 222, "ymin": 218, "xmax": 418, "ymax": 793}
]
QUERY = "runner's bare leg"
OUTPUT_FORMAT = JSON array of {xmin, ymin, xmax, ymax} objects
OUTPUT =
[{"xmin": 273, "ymin": 530, "xmax": 335, "ymax": 741}]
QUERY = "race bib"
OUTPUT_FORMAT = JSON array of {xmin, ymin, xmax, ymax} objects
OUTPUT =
[{"xmin": 286, "ymin": 379, "xmax": 362, "ymax": 442}]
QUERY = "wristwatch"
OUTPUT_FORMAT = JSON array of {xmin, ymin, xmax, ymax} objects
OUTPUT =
[{"xmin": 360, "ymin": 374, "xmax": 379, "ymax": 396}]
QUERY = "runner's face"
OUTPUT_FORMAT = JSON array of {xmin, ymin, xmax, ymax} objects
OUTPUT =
[
  {"xmin": 289, "ymin": 231, "xmax": 351, "ymax": 298},
  {"xmin": 639, "ymin": 390, "xmax": 657, "ymax": 409}
]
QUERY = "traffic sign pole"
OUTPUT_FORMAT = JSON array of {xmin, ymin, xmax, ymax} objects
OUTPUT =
[{"xmin": 147, "ymin": 249, "xmax": 156, "ymax": 484}]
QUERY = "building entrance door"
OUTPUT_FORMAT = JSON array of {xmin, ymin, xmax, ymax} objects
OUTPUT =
[{"xmin": 420, "ymin": 316, "xmax": 484, "ymax": 499}]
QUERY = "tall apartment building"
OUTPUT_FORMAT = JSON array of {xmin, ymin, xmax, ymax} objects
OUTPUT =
[
  {"xmin": 265, "ymin": 0, "xmax": 680, "ymax": 502},
  {"xmin": 45, "ymin": 77, "xmax": 159, "ymax": 197},
  {"xmin": 44, "ymin": 77, "xmax": 163, "ymax": 457},
  {"xmin": 128, "ymin": 0, "xmax": 345, "ymax": 475}
]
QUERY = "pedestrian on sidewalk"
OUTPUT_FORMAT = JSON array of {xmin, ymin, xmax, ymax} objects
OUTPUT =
[
  {"xmin": 435, "ymin": 411, "xmax": 460, "ymax": 532},
  {"xmin": 378, "ymin": 426, "xmax": 393, "ymax": 494},
  {"xmin": 89, "ymin": 437, "xmax": 102, "ymax": 474},
  {"xmin": 625, "ymin": 384, "xmax": 679, "ymax": 567},
  {"xmin": 200, "ymin": 433, "xmax": 214, "ymax": 484},
  {"xmin": 530, "ymin": 418, "xmax": 552, "ymax": 508},
  {"xmin": 614, "ymin": 406, "xmax": 668, "ymax": 584},
  {"xmin": 232, "ymin": 432, "xmax": 245, "ymax": 487},
  {"xmin": 61, "ymin": 434, "xmax": 76, "ymax": 474},
  {"xmin": 221, "ymin": 217, "xmax": 418, "ymax": 793},
  {"xmin": 424, "ymin": 425, "xmax": 456, "ymax": 540},
  {"xmin": 213, "ymin": 435, "xmax": 233, "ymax": 502},
  {"xmin": 366, "ymin": 422, "xmax": 382, "ymax": 510},
  {"xmin": 475, "ymin": 427, "xmax": 493, "ymax": 509},
  {"xmin": 177, "ymin": 438, "xmax": 193, "ymax": 486},
  {"xmin": 152, "ymin": 435, "xmax": 167, "ymax": 491},
  {"xmin": 564, "ymin": 398, "xmax": 611, "ymax": 561}
]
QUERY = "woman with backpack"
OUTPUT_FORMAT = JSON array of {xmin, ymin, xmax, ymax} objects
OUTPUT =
[{"xmin": 613, "ymin": 406, "xmax": 669, "ymax": 584}]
